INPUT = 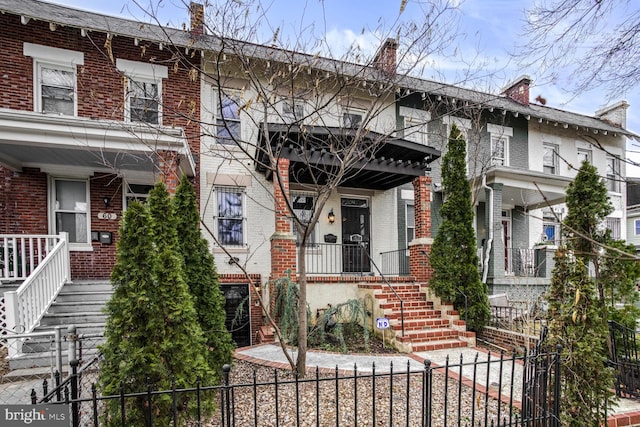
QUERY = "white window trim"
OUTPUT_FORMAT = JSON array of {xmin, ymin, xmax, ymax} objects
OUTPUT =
[
  {"xmin": 577, "ymin": 147, "xmax": 592, "ymax": 165},
  {"xmin": 487, "ymin": 123, "xmax": 513, "ymax": 167},
  {"xmin": 213, "ymin": 88, "xmax": 243, "ymax": 145},
  {"xmin": 123, "ymin": 181, "xmax": 155, "ymax": 209},
  {"xmin": 24, "ymin": 43, "xmax": 84, "ymax": 116},
  {"xmin": 543, "ymin": 143, "xmax": 559, "ymax": 175},
  {"xmin": 49, "ymin": 177, "xmax": 92, "ymax": 251},
  {"xmin": 214, "ymin": 186, "xmax": 247, "ymax": 247},
  {"xmin": 342, "ymin": 108, "xmax": 366, "ymax": 128},
  {"xmin": 635, "ymin": 218, "xmax": 640, "ymax": 236},
  {"xmin": 281, "ymin": 98, "xmax": 305, "ymax": 124},
  {"xmin": 405, "ymin": 203, "xmax": 415, "ymax": 249},
  {"xmin": 291, "ymin": 192, "xmax": 317, "ymax": 246},
  {"xmin": 606, "ymin": 156, "xmax": 621, "ymax": 193},
  {"xmin": 116, "ymin": 59, "xmax": 167, "ymax": 125},
  {"xmin": 491, "ymin": 134, "xmax": 509, "ymax": 167},
  {"xmin": 400, "ymin": 107, "xmax": 430, "ymax": 145}
]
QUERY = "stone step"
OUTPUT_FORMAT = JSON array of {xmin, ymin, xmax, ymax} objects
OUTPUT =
[
  {"xmin": 402, "ymin": 328, "xmax": 460, "ymax": 342},
  {"xmin": 411, "ymin": 339, "xmax": 469, "ymax": 352},
  {"xmin": 379, "ymin": 300, "xmax": 432, "ymax": 310},
  {"xmin": 374, "ymin": 291, "xmax": 426, "ymax": 301},
  {"xmin": 390, "ymin": 318, "xmax": 451, "ymax": 331},
  {"xmin": 386, "ymin": 307, "xmax": 437, "ymax": 319}
]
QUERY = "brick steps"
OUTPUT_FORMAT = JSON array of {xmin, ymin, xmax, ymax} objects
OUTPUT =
[{"xmin": 365, "ymin": 282, "xmax": 474, "ymax": 353}]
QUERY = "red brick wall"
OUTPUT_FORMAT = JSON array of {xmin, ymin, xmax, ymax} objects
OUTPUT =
[
  {"xmin": 270, "ymin": 158, "xmax": 296, "ymax": 277},
  {"xmin": 409, "ymin": 176, "xmax": 433, "ymax": 282},
  {"xmin": 0, "ymin": 12, "xmax": 202, "ymax": 279}
]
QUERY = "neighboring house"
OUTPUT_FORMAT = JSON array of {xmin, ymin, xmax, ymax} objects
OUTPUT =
[
  {"xmin": 627, "ymin": 179, "xmax": 640, "ymax": 253},
  {"xmin": 395, "ymin": 76, "xmax": 635, "ymax": 306}
]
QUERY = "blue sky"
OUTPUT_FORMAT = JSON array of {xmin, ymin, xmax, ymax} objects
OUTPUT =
[{"xmin": 45, "ymin": 0, "xmax": 640, "ymax": 176}]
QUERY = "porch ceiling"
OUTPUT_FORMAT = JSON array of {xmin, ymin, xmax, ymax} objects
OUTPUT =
[
  {"xmin": 256, "ymin": 123, "xmax": 441, "ymax": 190},
  {"xmin": 473, "ymin": 167, "xmax": 572, "ymax": 210},
  {"xmin": 0, "ymin": 109, "xmax": 195, "ymax": 177}
]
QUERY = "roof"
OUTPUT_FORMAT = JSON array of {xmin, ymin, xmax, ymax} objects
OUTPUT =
[{"xmin": 1, "ymin": 0, "xmax": 636, "ymax": 139}]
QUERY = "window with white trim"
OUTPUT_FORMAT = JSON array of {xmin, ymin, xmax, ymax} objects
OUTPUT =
[
  {"xmin": 543, "ymin": 143, "xmax": 559, "ymax": 175},
  {"xmin": 491, "ymin": 135, "xmax": 508, "ymax": 166},
  {"xmin": 291, "ymin": 192, "xmax": 316, "ymax": 246},
  {"xmin": 128, "ymin": 78, "xmax": 159, "ymax": 124},
  {"xmin": 400, "ymin": 107, "xmax": 430, "ymax": 146},
  {"xmin": 116, "ymin": 59, "xmax": 167, "ymax": 125},
  {"xmin": 542, "ymin": 212, "xmax": 560, "ymax": 244},
  {"xmin": 215, "ymin": 90, "xmax": 242, "ymax": 145},
  {"xmin": 215, "ymin": 187, "xmax": 246, "ymax": 247},
  {"xmin": 124, "ymin": 182, "xmax": 155, "ymax": 208},
  {"xmin": 51, "ymin": 178, "xmax": 90, "ymax": 245},
  {"xmin": 606, "ymin": 217, "xmax": 621, "ymax": 240},
  {"xmin": 577, "ymin": 148, "xmax": 592, "ymax": 166},
  {"xmin": 606, "ymin": 156, "xmax": 621, "ymax": 192},
  {"xmin": 406, "ymin": 204, "xmax": 415, "ymax": 247},
  {"xmin": 282, "ymin": 99, "xmax": 304, "ymax": 124},
  {"xmin": 635, "ymin": 219, "xmax": 640, "ymax": 236},
  {"xmin": 24, "ymin": 43, "xmax": 84, "ymax": 116},
  {"xmin": 343, "ymin": 110, "xmax": 364, "ymax": 128}
]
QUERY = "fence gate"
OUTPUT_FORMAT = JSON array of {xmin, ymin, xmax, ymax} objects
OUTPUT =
[{"xmin": 221, "ymin": 283, "xmax": 251, "ymax": 347}]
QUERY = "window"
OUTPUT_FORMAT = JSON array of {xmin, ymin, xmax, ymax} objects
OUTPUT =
[
  {"xmin": 491, "ymin": 135, "xmax": 508, "ymax": 166},
  {"xmin": 406, "ymin": 204, "xmax": 415, "ymax": 247},
  {"xmin": 215, "ymin": 187, "xmax": 245, "ymax": 246},
  {"xmin": 343, "ymin": 111, "xmax": 363, "ymax": 128},
  {"xmin": 577, "ymin": 148, "xmax": 592, "ymax": 165},
  {"xmin": 606, "ymin": 156, "xmax": 620, "ymax": 192},
  {"xmin": 24, "ymin": 43, "xmax": 84, "ymax": 116},
  {"xmin": 216, "ymin": 91, "xmax": 242, "ymax": 145},
  {"xmin": 116, "ymin": 59, "xmax": 167, "ymax": 125},
  {"xmin": 606, "ymin": 217, "xmax": 621, "ymax": 240},
  {"xmin": 543, "ymin": 143, "xmax": 559, "ymax": 175},
  {"xmin": 291, "ymin": 193, "xmax": 316, "ymax": 246},
  {"xmin": 542, "ymin": 212, "xmax": 559, "ymax": 244},
  {"xmin": 51, "ymin": 178, "xmax": 89, "ymax": 245},
  {"xmin": 400, "ymin": 107, "xmax": 430, "ymax": 145},
  {"xmin": 124, "ymin": 182, "xmax": 155, "ymax": 208},
  {"xmin": 635, "ymin": 219, "xmax": 640, "ymax": 236},
  {"xmin": 128, "ymin": 79, "xmax": 159, "ymax": 124},
  {"xmin": 282, "ymin": 100, "xmax": 304, "ymax": 124}
]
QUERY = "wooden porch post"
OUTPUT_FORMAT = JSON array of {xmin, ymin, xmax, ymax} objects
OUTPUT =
[
  {"xmin": 270, "ymin": 158, "xmax": 296, "ymax": 278},
  {"xmin": 409, "ymin": 176, "xmax": 433, "ymax": 283}
]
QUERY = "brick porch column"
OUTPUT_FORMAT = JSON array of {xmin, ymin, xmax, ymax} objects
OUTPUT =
[
  {"xmin": 270, "ymin": 158, "xmax": 296, "ymax": 278},
  {"xmin": 158, "ymin": 150, "xmax": 180, "ymax": 193},
  {"xmin": 409, "ymin": 176, "xmax": 433, "ymax": 283}
]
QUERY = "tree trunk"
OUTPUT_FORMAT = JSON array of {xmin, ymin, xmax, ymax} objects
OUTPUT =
[{"xmin": 296, "ymin": 244, "xmax": 307, "ymax": 377}]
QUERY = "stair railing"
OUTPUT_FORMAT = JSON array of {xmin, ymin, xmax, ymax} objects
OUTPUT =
[
  {"xmin": 362, "ymin": 243, "xmax": 405, "ymax": 337},
  {"xmin": 3, "ymin": 233, "xmax": 70, "ymax": 357}
]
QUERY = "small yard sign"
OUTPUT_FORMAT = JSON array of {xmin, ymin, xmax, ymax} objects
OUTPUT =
[{"xmin": 376, "ymin": 317, "xmax": 390, "ymax": 329}]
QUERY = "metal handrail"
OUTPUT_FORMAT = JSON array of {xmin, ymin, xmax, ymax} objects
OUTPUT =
[{"xmin": 360, "ymin": 243, "xmax": 405, "ymax": 337}]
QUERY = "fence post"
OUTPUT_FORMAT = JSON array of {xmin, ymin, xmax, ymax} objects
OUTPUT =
[
  {"xmin": 70, "ymin": 358, "xmax": 79, "ymax": 427},
  {"xmin": 424, "ymin": 359, "xmax": 432, "ymax": 427},
  {"xmin": 553, "ymin": 344, "xmax": 562, "ymax": 427},
  {"xmin": 54, "ymin": 326, "xmax": 63, "ymax": 376},
  {"xmin": 67, "ymin": 325, "xmax": 77, "ymax": 364},
  {"xmin": 222, "ymin": 364, "xmax": 231, "ymax": 427}
]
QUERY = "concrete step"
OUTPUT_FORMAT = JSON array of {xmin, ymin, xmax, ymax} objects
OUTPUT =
[
  {"xmin": 48, "ymin": 301, "xmax": 106, "ymax": 314},
  {"xmin": 55, "ymin": 291, "xmax": 113, "ymax": 303},
  {"xmin": 9, "ymin": 348, "xmax": 100, "ymax": 371},
  {"xmin": 39, "ymin": 312, "xmax": 107, "ymax": 326},
  {"xmin": 62, "ymin": 281, "xmax": 113, "ymax": 293}
]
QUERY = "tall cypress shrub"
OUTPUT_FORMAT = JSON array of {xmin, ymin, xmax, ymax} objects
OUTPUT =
[
  {"xmin": 174, "ymin": 175, "xmax": 234, "ymax": 379},
  {"xmin": 429, "ymin": 124, "xmax": 490, "ymax": 330}
]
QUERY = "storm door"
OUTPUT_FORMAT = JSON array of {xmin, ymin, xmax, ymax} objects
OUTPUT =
[
  {"xmin": 341, "ymin": 198, "xmax": 371, "ymax": 273},
  {"xmin": 221, "ymin": 283, "xmax": 251, "ymax": 347}
]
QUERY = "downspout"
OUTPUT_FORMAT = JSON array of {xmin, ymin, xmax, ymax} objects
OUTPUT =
[{"xmin": 482, "ymin": 174, "xmax": 493, "ymax": 283}]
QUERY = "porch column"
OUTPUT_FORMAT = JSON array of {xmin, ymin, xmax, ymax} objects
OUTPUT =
[
  {"xmin": 270, "ymin": 158, "xmax": 297, "ymax": 278},
  {"xmin": 485, "ymin": 183, "xmax": 504, "ymax": 279},
  {"xmin": 409, "ymin": 176, "xmax": 433, "ymax": 283},
  {"xmin": 158, "ymin": 150, "xmax": 180, "ymax": 193}
]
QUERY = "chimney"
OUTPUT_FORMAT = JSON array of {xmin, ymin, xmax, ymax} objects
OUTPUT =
[
  {"xmin": 189, "ymin": 2, "xmax": 205, "ymax": 37},
  {"xmin": 595, "ymin": 100, "xmax": 629, "ymax": 128},
  {"xmin": 373, "ymin": 38, "xmax": 398, "ymax": 75},
  {"xmin": 501, "ymin": 75, "xmax": 532, "ymax": 106}
]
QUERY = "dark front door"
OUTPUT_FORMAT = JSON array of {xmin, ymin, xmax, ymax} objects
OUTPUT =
[
  {"xmin": 221, "ymin": 283, "xmax": 251, "ymax": 347},
  {"xmin": 341, "ymin": 198, "xmax": 371, "ymax": 273}
]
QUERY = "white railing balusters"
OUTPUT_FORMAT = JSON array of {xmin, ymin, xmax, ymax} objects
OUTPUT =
[{"xmin": 1, "ymin": 233, "xmax": 70, "ymax": 358}]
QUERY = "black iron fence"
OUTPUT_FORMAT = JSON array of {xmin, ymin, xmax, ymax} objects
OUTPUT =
[
  {"xmin": 609, "ymin": 320, "xmax": 640, "ymax": 399},
  {"xmin": 489, "ymin": 305, "xmax": 546, "ymax": 337},
  {"xmin": 301, "ymin": 243, "xmax": 371, "ymax": 275},
  {"xmin": 33, "ymin": 346, "xmax": 562, "ymax": 427}
]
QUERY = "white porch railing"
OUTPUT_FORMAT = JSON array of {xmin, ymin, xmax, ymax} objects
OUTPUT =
[{"xmin": 1, "ymin": 233, "xmax": 70, "ymax": 357}]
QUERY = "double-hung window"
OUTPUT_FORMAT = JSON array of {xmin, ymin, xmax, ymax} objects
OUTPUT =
[
  {"xmin": 542, "ymin": 212, "xmax": 559, "ymax": 244},
  {"xmin": 606, "ymin": 156, "xmax": 621, "ymax": 192},
  {"xmin": 543, "ymin": 143, "xmax": 559, "ymax": 175},
  {"xmin": 487, "ymin": 124, "xmax": 512, "ymax": 167},
  {"xmin": 282, "ymin": 100, "xmax": 304, "ymax": 124},
  {"xmin": 216, "ymin": 90, "xmax": 242, "ymax": 145},
  {"xmin": 24, "ymin": 43, "xmax": 84, "ymax": 116},
  {"xmin": 215, "ymin": 187, "xmax": 245, "ymax": 247},
  {"xmin": 406, "ymin": 204, "xmax": 415, "ymax": 247},
  {"xmin": 124, "ymin": 182, "xmax": 155, "ymax": 208},
  {"xmin": 400, "ymin": 107, "xmax": 430, "ymax": 146},
  {"xmin": 51, "ymin": 178, "xmax": 90, "ymax": 246},
  {"xmin": 606, "ymin": 217, "xmax": 621, "ymax": 240},
  {"xmin": 116, "ymin": 59, "xmax": 167, "ymax": 125},
  {"xmin": 343, "ymin": 110, "xmax": 363, "ymax": 128},
  {"xmin": 577, "ymin": 148, "xmax": 592, "ymax": 166},
  {"xmin": 291, "ymin": 193, "xmax": 316, "ymax": 246},
  {"xmin": 635, "ymin": 219, "xmax": 640, "ymax": 236}
]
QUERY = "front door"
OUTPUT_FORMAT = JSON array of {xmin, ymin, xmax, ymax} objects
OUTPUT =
[
  {"xmin": 502, "ymin": 216, "xmax": 512, "ymax": 274},
  {"xmin": 341, "ymin": 198, "xmax": 371, "ymax": 273},
  {"xmin": 221, "ymin": 283, "xmax": 251, "ymax": 347}
]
